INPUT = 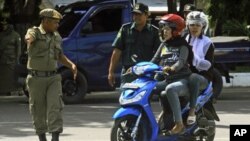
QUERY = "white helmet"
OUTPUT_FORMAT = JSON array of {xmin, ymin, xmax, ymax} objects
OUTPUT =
[{"xmin": 186, "ymin": 11, "xmax": 209, "ymax": 34}]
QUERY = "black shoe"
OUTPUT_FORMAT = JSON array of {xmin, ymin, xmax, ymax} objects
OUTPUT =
[
  {"xmin": 51, "ymin": 132, "xmax": 60, "ymax": 141},
  {"xmin": 38, "ymin": 133, "xmax": 47, "ymax": 141}
]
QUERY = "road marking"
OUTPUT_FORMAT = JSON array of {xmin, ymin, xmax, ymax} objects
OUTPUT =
[
  {"xmin": 0, "ymin": 121, "xmax": 31, "ymax": 124},
  {"xmin": 214, "ymin": 138, "xmax": 229, "ymax": 140}
]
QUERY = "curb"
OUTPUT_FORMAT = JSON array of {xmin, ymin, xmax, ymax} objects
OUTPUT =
[{"xmin": 223, "ymin": 73, "xmax": 250, "ymax": 87}]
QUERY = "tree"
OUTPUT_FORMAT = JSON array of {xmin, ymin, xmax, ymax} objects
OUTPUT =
[
  {"xmin": 208, "ymin": 0, "xmax": 250, "ymax": 36},
  {"xmin": 0, "ymin": 0, "xmax": 4, "ymax": 11},
  {"xmin": 167, "ymin": 0, "xmax": 177, "ymax": 13},
  {"xmin": 167, "ymin": 0, "xmax": 195, "ymax": 17},
  {"xmin": 180, "ymin": 0, "xmax": 195, "ymax": 14}
]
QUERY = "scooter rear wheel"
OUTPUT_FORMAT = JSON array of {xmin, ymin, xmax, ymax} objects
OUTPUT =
[
  {"xmin": 196, "ymin": 109, "xmax": 216, "ymax": 141},
  {"xmin": 157, "ymin": 111, "xmax": 175, "ymax": 132},
  {"xmin": 111, "ymin": 115, "xmax": 148, "ymax": 141}
]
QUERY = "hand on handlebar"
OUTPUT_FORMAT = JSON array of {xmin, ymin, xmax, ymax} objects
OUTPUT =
[
  {"xmin": 126, "ymin": 67, "xmax": 132, "ymax": 74},
  {"xmin": 121, "ymin": 67, "xmax": 132, "ymax": 77},
  {"xmin": 163, "ymin": 66, "xmax": 174, "ymax": 74}
]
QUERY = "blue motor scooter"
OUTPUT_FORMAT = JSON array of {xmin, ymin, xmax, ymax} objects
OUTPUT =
[{"xmin": 111, "ymin": 62, "xmax": 220, "ymax": 141}]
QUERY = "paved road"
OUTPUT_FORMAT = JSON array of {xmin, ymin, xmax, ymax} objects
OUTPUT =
[{"xmin": 0, "ymin": 87, "xmax": 250, "ymax": 141}]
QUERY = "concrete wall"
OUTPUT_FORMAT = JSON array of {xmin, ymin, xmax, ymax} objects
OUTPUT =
[{"xmin": 223, "ymin": 73, "xmax": 250, "ymax": 87}]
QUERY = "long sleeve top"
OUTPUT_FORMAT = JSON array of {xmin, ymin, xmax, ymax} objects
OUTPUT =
[{"xmin": 151, "ymin": 37, "xmax": 192, "ymax": 80}]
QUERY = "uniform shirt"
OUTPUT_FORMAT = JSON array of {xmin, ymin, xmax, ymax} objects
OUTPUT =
[
  {"xmin": 26, "ymin": 25, "xmax": 63, "ymax": 71},
  {"xmin": 112, "ymin": 22, "xmax": 160, "ymax": 67},
  {"xmin": 0, "ymin": 25, "xmax": 21, "ymax": 66},
  {"xmin": 151, "ymin": 37, "xmax": 192, "ymax": 80}
]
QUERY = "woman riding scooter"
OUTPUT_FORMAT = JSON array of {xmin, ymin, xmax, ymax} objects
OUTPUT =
[
  {"xmin": 185, "ymin": 11, "xmax": 215, "ymax": 125},
  {"xmin": 151, "ymin": 14, "xmax": 193, "ymax": 135}
]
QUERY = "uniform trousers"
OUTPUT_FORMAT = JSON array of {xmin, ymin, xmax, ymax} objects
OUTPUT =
[{"xmin": 26, "ymin": 74, "xmax": 64, "ymax": 134}]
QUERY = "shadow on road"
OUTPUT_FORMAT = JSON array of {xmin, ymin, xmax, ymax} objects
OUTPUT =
[
  {"xmin": 215, "ymin": 87, "xmax": 250, "ymax": 114},
  {"xmin": 0, "ymin": 87, "xmax": 249, "ymax": 139},
  {"xmin": 0, "ymin": 94, "xmax": 119, "ymax": 139},
  {"xmin": 218, "ymin": 87, "xmax": 250, "ymax": 100},
  {"xmin": 216, "ymin": 124, "xmax": 229, "ymax": 129}
]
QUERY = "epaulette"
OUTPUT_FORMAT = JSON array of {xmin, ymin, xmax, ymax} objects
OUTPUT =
[
  {"xmin": 121, "ymin": 22, "xmax": 134, "ymax": 29},
  {"xmin": 122, "ymin": 22, "xmax": 132, "ymax": 27},
  {"xmin": 151, "ymin": 24, "xmax": 159, "ymax": 30}
]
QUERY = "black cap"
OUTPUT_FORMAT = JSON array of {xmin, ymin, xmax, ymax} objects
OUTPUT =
[
  {"xmin": 0, "ymin": 9, "xmax": 11, "ymax": 23},
  {"xmin": 184, "ymin": 4, "xmax": 196, "ymax": 12},
  {"xmin": 132, "ymin": 3, "xmax": 149, "ymax": 14}
]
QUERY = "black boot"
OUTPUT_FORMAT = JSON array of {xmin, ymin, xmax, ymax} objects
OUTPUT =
[
  {"xmin": 38, "ymin": 133, "xmax": 47, "ymax": 141},
  {"xmin": 51, "ymin": 132, "xmax": 59, "ymax": 141}
]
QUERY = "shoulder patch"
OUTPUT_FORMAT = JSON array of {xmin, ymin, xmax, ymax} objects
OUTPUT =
[
  {"xmin": 54, "ymin": 32, "xmax": 62, "ymax": 40},
  {"xmin": 151, "ymin": 24, "xmax": 159, "ymax": 30},
  {"xmin": 122, "ymin": 22, "xmax": 133, "ymax": 28},
  {"xmin": 29, "ymin": 26, "xmax": 39, "ymax": 33},
  {"xmin": 32, "ymin": 26, "xmax": 39, "ymax": 30}
]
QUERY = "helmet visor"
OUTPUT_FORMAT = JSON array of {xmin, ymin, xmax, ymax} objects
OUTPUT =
[
  {"xmin": 159, "ymin": 20, "xmax": 176, "ymax": 30},
  {"xmin": 187, "ymin": 20, "xmax": 203, "ymax": 26}
]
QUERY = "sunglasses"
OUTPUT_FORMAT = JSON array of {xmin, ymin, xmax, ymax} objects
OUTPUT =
[
  {"xmin": 189, "ymin": 23, "xmax": 202, "ymax": 27},
  {"xmin": 159, "ymin": 21, "xmax": 176, "ymax": 29},
  {"xmin": 0, "ymin": 17, "xmax": 10, "ymax": 22}
]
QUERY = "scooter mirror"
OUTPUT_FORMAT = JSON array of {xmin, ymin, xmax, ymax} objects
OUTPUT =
[{"xmin": 131, "ymin": 54, "xmax": 138, "ymax": 63}]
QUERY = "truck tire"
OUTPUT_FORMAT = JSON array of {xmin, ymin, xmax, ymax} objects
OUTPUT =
[
  {"xmin": 61, "ymin": 69, "xmax": 87, "ymax": 104},
  {"xmin": 212, "ymin": 68, "xmax": 223, "ymax": 99}
]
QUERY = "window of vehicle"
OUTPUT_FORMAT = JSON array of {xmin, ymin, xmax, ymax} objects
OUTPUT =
[
  {"xmin": 58, "ymin": 8, "xmax": 89, "ymax": 38},
  {"xmin": 80, "ymin": 6, "xmax": 123, "ymax": 35}
]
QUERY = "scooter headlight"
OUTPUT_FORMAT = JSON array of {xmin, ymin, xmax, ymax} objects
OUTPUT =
[
  {"xmin": 119, "ymin": 90, "xmax": 146, "ymax": 105},
  {"xmin": 132, "ymin": 65, "xmax": 149, "ymax": 76}
]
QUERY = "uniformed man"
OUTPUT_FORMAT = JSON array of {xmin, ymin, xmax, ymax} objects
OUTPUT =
[
  {"xmin": 0, "ymin": 9, "xmax": 21, "ymax": 95},
  {"xmin": 182, "ymin": 4, "xmax": 196, "ymax": 37},
  {"xmin": 183, "ymin": 4, "xmax": 196, "ymax": 20},
  {"xmin": 108, "ymin": 3, "xmax": 161, "ymax": 87},
  {"xmin": 25, "ymin": 8, "xmax": 77, "ymax": 141}
]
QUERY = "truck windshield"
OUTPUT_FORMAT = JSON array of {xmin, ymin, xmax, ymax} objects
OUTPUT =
[
  {"xmin": 137, "ymin": 0, "xmax": 168, "ymax": 12},
  {"xmin": 58, "ymin": 9, "xmax": 88, "ymax": 38}
]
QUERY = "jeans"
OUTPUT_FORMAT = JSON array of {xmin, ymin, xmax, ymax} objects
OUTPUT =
[
  {"xmin": 188, "ymin": 73, "xmax": 208, "ymax": 108},
  {"xmin": 161, "ymin": 78, "xmax": 189, "ymax": 123}
]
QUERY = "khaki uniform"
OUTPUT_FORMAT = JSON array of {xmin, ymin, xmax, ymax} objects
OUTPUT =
[
  {"xmin": 0, "ymin": 25, "xmax": 21, "ymax": 94},
  {"xmin": 25, "ymin": 25, "xmax": 64, "ymax": 134}
]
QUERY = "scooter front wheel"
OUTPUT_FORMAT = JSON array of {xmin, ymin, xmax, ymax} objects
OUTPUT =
[{"xmin": 111, "ymin": 115, "xmax": 148, "ymax": 141}]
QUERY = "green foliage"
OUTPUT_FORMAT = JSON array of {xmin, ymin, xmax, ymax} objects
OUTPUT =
[
  {"xmin": 208, "ymin": 0, "xmax": 250, "ymax": 36},
  {"xmin": 231, "ymin": 66, "xmax": 250, "ymax": 72},
  {"xmin": 222, "ymin": 19, "xmax": 249, "ymax": 36}
]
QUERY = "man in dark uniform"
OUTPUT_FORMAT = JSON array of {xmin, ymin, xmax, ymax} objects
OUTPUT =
[
  {"xmin": 108, "ymin": 3, "xmax": 161, "ymax": 87},
  {"xmin": 183, "ymin": 4, "xmax": 196, "ymax": 20},
  {"xmin": 182, "ymin": 4, "xmax": 196, "ymax": 37},
  {"xmin": 25, "ymin": 8, "xmax": 77, "ymax": 141},
  {"xmin": 0, "ymin": 9, "xmax": 21, "ymax": 95}
]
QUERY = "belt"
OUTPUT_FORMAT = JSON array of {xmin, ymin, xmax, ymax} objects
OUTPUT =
[{"xmin": 28, "ymin": 70, "xmax": 57, "ymax": 77}]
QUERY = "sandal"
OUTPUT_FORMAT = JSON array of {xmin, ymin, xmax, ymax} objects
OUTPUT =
[
  {"xmin": 163, "ymin": 128, "xmax": 185, "ymax": 136},
  {"xmin": 187, "ymin": 115, "xmax": 196, "ymax": 125}
]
